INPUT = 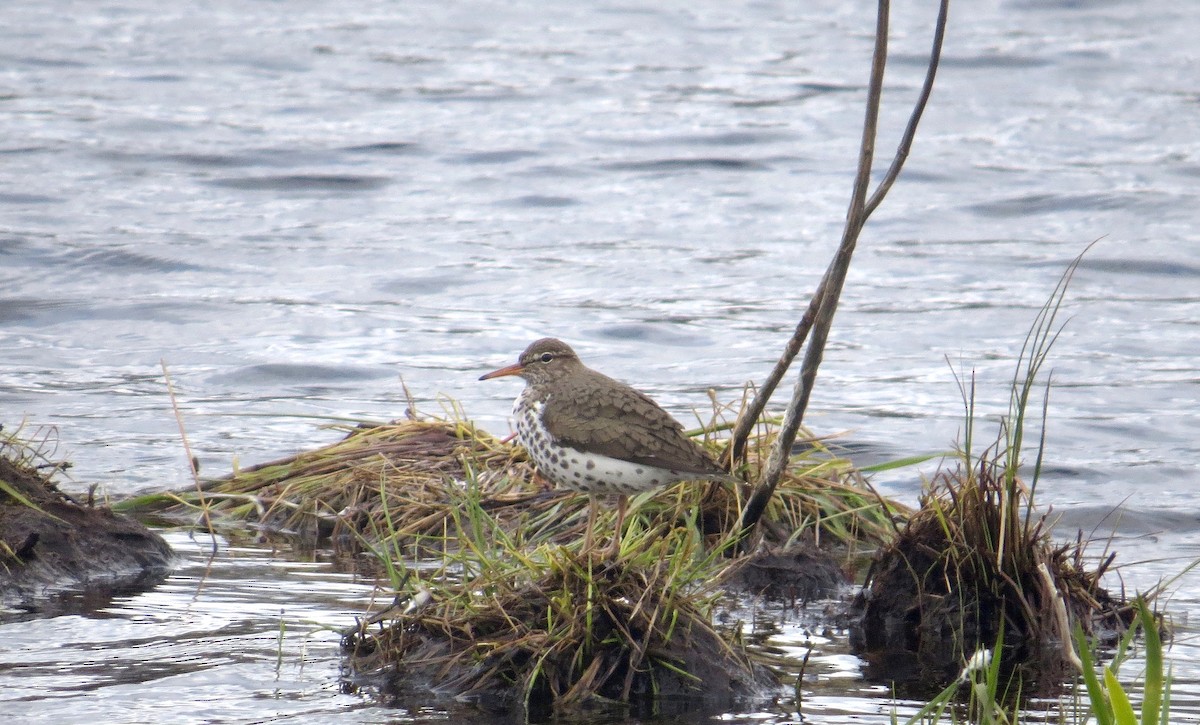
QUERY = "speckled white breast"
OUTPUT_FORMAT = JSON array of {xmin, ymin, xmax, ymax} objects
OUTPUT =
[{"xmin": 513, "ymin": 390, "xmax": 683, "ymax": 496}]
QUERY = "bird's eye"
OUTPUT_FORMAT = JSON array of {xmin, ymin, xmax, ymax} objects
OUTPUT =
[{"xmin": 540, "ymin": 352, "xmax": 554, "ymax": 363}]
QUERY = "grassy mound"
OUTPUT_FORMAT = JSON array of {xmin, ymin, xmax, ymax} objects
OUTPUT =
[
  {"xmin": 344, "ymin": 523, "xmax": 774, "ymax": 716},
  {"xmin": 850, "ymin": 446, "xmax": 1133, "ymax": 690},
  {"xmin": 118, "ymin": 411, "xmax": 897, "ymax": 713},
  {"xmin": 849, "ymin": 248, "xmax": 1143, "ymax": 693},
  {"xmin": 120, "ymin": 415, "xmax": 900, "ymax": 557}
]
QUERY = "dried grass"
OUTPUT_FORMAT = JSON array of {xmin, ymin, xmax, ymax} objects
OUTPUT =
[{"xmin": 120, "ymin": 411, "xmax": 901, "ymax": 556}]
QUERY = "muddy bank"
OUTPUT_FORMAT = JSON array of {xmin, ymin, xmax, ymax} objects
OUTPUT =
[{"xmin": 1, "ymin": 437, "xmax": 175, "ymax": 608}]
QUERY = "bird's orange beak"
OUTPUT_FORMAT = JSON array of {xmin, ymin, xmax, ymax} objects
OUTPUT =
[{"xmin": 479, "ymin": 362, "xmax": 524, "ymax": 381}]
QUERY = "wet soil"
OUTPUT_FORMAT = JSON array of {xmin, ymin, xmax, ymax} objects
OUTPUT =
[
  {"xmin": 0, "ymin": 455, "xmax": 175, "ymax": 607},
  {"xmin": 725, "ymin": 543, "xmax": 850, "ymax": 602},
  {"xmin": 346, "ymin": 616, "xmax": 776, "ymax": 719}
]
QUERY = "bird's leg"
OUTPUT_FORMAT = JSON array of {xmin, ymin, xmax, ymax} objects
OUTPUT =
[
  {"xmin": 605, "ymin": 494, "xmax": 628, "ymax": 559},
  {"xmin": 583, "ymin": 495, "xmax": 597, "ymax": 554}
]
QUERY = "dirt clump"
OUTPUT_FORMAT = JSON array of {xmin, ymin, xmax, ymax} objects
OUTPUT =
[{"xmin": 1, "ymin": 435, "xmax": 174, "ymax": 608}]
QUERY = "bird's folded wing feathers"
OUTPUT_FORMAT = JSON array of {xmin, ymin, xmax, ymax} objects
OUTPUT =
[{"xmin": 542, "ymin": 376, "xmax": 725, "ymax": 475}]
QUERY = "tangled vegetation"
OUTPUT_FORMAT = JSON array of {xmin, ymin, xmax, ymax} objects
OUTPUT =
[
  {"xmin": 117, "ymin": 408, "xmax": 899, "ymax": 713},
  {"xmin": 119, "ymin": 412, "xmax": 900, "ymax": 558},
  {"xmin": 344, "ymin": 508, "xmax": 774, "ymax": 715}
]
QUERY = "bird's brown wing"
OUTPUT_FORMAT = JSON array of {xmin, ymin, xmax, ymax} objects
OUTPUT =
[{"xmin": 541, "ymin": 369, "xmax": 726, "ymax": 477}]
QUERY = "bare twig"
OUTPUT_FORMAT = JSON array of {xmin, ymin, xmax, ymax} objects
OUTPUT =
[
  {"xmin": 736, "ymin": 0, "xmax": 890, "ymax": 542},
  {"xmin": 726, "ymin": 0, "xmax": 950, "ymax": 470},
  {"xmin": 865, "ymin": 0, "xmax": 950, "ymax": 217},
  {"xmin": 162, "ymin": 359, "xmax": 201, "ymax": 488},
  {"xmin": 735, "ymin": 0, "xmax": 949, "ymax": 545}
]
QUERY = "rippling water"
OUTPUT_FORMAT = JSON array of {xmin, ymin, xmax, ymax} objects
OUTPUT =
[{"xmin": 2, "ymin": 0, "xmax": 1198, "ymax": 722}]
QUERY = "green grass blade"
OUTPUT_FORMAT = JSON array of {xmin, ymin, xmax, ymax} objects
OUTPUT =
[
  {"xmin": 898, "ymin": 679, "xmax": 958, "ymax": 724},
  {"xmin": 1075, "ymin": 623, "xmax": 1114, "ymax": 725},
  {"xmin": 0, "ymin": 478, "xmax": 67, "ymax": 525},
  {"xmin": 858, "ymin": 452, "xmax": 949, "ymax": 473},
  {"xmin": 1138, "ymin": 598, "xmax": 1163, "ymax": 725},
  {"xmin": 1104, "ymin": 667, "xmax": 1137, "ymax": 725},
  {"xmin": 0, "ymin": 477, "xmax": 41, "ymax": 510},
  {"xmin": 987, "ymin": 626, "xmax": 1004, "ymax": 705},
  {"xmin": 1161, "ymin": 663, "xmax": 1172, "ymax": 725}
]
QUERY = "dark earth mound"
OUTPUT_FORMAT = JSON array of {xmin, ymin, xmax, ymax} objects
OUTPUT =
[
  {"xmin": 1, "ymin": 450, "xmax": 174, "ymax": 609},
  {"xmin": 725, "ymin": 542, "xmax": 849, "ymax": 602}
]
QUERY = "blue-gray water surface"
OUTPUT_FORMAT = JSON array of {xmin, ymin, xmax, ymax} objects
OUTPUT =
[{"xmin": 2, "ymin": 0, "xmax": 1198, "ymax": 722}]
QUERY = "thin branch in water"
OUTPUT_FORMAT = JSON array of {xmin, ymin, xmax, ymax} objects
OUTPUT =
[
  {"xmin": 737, "ymin": 0, "xmax": 949, "ymax": 546},
  {"xmin": 736, "ymin": 0, "xmax": 892, "ymax": 544},
  {"xmin": 726, "ymin": 0, "xmax": 950, "ymax": 471},
  {"xmin": 864, "ymin": 0, "xmax": 950, "ymax": 217}
]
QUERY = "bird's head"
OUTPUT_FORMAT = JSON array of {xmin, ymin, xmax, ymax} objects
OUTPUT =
[{"xmin": 479, "ymin": 337, "xmax": 580, "ymax": 385}]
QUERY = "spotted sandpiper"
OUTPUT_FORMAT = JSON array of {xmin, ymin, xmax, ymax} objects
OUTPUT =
[{"xmin": 480, "ymin": 337, "xmax": 729, "ymax": 557}]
